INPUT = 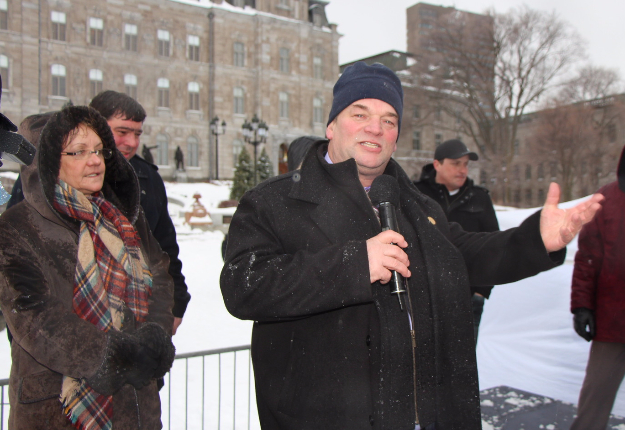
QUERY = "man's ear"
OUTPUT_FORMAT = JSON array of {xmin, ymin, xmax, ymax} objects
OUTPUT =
[
  {"xmin": 326, "ymin": 120, "xmax": 335, "ymax": 141},
  {"xmin": 433, "ymin": 159, "xmax": 442, "ymax": 172}
]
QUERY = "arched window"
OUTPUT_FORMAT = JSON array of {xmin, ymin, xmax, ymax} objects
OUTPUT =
[
  {"xmin": 124, "ymin": 74, "xmax": 137, "ymax": 99},
  {"xmin": 0, "ymin": 55, "xmax": 8, "ymax": 88},
  {"xmin": 187, "ymin": 135, "xmax": 199, "ymax": 167},
  {"xmin": 233, "ymin": 42, "xmax": 245, "ymax": 67},
  {"xmin": 51, "ymin": 64, "xmax": 66, "ymax": 97},
  {"xmin": 157, "ymin": 78, "xmax": 169, "ymax": 108},
  {"xmin": 233, "ymin": 87, "xmax": 244, "ymax": 114},
  {"xmin": 313, "ymin": 97, "xmax": 323, "ymax": 123},
  {"xmin": 156, "ymin": 133, "xmax": 169, "ymax": 165},
  {"xmin": 232, "ymin": 139, "xmax": 244, "ymax": 167},
  {"xmin": 279, "ymin": 92, "xmax": 289, "ymax": 118},
  {"xmin": 188, "ymin": 81, "xmax": 200, "ymax": 111},
  {"xmin": 89, "ymin": 69, "xmax": 103, "ymax": 98}
]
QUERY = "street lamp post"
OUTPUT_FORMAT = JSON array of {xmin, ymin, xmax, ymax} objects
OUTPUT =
[
  {"xmin": 210, "ymin": 116, "xmax": 226, "ymax": 180},
  {"xmin": 241, "ymin": 114, "xmax": 268, "ymax": 185}
]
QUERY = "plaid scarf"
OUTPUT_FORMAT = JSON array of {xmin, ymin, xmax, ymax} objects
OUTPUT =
[{"xmin": 53, "ymin": 180, "xmax": 152, "ymax": 430}]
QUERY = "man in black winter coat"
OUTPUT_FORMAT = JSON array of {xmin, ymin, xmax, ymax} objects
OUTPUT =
[
  {"xmin": 6, "ymin": 91, "xmax": 190, "ymax": 335},
  {"xmin": 415, "ymin": 139, "xmax": 499, "ymax": 342},
  {"xmin": 220, "ymin": 62, "xmax": 603, "ymax": 430}
]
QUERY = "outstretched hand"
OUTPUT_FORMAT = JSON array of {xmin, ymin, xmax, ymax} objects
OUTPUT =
[
  {"xmin": 366, "ymin": 230, "xmax": 411, "ymax": 284},
  {"xmin": 540, "ymin": 183, "xmax": 604, "ymax": 252}
]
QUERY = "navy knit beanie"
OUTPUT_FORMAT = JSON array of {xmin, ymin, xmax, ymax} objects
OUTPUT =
[{"xmin": 327, "ymin": 61, "xmax": 404, "ymax": 134}]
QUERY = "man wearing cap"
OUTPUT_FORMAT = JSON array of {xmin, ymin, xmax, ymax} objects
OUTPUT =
[
  {"xmin": 220, "ymin": 62, "xmax": 603, "ymax": 430},
  {"xmin": 415, "ymin": 139, "xmax": 499, "ymax": 342}
]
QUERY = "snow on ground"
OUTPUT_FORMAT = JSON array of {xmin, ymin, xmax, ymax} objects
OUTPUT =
[{"xmin": 1, "ymin": 182, "xmax": 623, "ymax": 426}]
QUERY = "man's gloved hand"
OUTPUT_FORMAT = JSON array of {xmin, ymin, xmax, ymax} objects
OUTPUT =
[{"xmin": 573, "ymin": 307, "xmax": 595, "ymax": 342}]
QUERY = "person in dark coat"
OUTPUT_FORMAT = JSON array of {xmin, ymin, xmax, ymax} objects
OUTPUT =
[
  {"xmin": 286, "ymin": 135, "xmax": 322, "ymax": 171},
  {"xmin": 0, "ymin": 106, "xmax": 175, "ymax": 429},
  {"xmin": 414, "ymin": 139, "xmax": 499, "ymax": 342},
  {"xmin": 7, "ymin": 91, "xmax": 191, "ymax": 335},
  {"xmin": 220, "ymin": 61, "xmax": 604, "ymax": 430},
  {"xmin": 569, "ymin": 146, "xmax": 625, "ymax": 430}
]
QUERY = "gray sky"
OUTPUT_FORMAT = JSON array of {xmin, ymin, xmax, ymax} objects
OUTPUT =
[{"xmin": 325, "ymin": 0, "xmax": 625, "ymax": 80}]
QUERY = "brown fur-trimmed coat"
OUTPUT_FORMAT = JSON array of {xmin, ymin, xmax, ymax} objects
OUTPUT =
[{"xmin": 0, "ymin": 109, "xmax": 175, "ymax": 430}]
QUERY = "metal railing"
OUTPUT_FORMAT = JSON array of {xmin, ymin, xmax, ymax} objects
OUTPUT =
[{"xmin": 0, "ymin": 345, "xmax": 259, "ymax": 430}]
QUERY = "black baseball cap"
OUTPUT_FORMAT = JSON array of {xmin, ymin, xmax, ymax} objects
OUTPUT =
[{"xmin": 434, "ymin": 139, "xmax": 478, "ymax": 161}]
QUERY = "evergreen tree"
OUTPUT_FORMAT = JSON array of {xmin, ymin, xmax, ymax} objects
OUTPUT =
[
  {"xmin": 256, "ymin": 148, "xmax": 274, "ymax": 183},
  {"xmin": 230, "ymin": 147, "xmax": 253, "ymax": 201}
]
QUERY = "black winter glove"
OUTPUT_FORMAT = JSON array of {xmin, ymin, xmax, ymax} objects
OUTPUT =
[
  {"xmin": 87, "ymin": 329, "xmax": 160, "ymax": 395},
  {"xmin": 573, "ymin": 307, "xmax": 596, "ymax": 342},
  {"xmin": 134, "ymin": 322, "xmax": 176, "ymax": 379}
]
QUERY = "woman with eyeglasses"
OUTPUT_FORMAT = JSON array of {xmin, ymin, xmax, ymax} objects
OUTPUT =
[{"xmin": 0, "ymin": 106, "xmax": 175, "ymax": 430}]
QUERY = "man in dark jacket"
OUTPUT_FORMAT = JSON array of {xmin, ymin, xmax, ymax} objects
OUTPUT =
[
  {"xmin": 415, "ymin": 139, "xmax": 499, "ymax": 342},
  {"xmin": 6, "ymin": 92, "xmax": 191, "ymax": 334},
  {"xmin": 569, "ymin": 146, "xmax": 625, "ymax": 430},
  {"xmin": 220, "ymin": 62, "xmax": 603, "ymax": 430}
]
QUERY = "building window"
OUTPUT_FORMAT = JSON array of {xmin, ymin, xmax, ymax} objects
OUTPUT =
[
  {"xmin": 435, "ymin": 107, "xmax": 442, "ymax": 121},
  {"xmin": 313, "ymin": 56, "xmax": 323, "ymax": 79},
  {"xmin": 233, "ymin": 87, "xmax": 244, "ymax": 114},
  {"xmin": 51, "ymin": 64, "xmax": 66, "ymax": 97},
  {"xmin": 550, "ymin": 162, "xmax": 557, "ymax": 179},
  {"xmin": 156, "ymin": 133, "xmax": 169, "ymax": 165},
  {"xmin": 537, "ymin": 188, "xmax": 545, "ymax": 203},
  {"xmin": 89, "ymin": 69, "xmax": 103, "ymax": 98},
  {"xmin": 513, "ymin": 189, "xmax": 521, "ymax": 205},
  {"xmin": 188, "ymin": 82, "xmax": 200, "ymax": 111},
  {"xmin": 157, "ymin": 30, "xmax": 170, "ymax": 57},
  {"xmin": 514, "ymin": 139, "xmax": 520, "ymax": 156},
  {"xmin": 89, "ymin": 17, "xmax": 104, "ymax": 47},
  {"xmin": 413, "ymin": 105, "xmax": 420, "ymax": 119},
  {"xmin": 581, "ymin": 161, "xmax": 587, "ymax": 176},
  {"xmin": 412, "ymin": 131, "xmax": 421, "ymax": 150},
  {"xmin": 0, "ymin": 0, "xmax": 7, "ymax": 30},
  {"xmin": 480, "ymin": 169, "xmax": 488, "ymax": 186},
  {"xmin": 124, "ymin": 24, "xmax": 138, "ymax": 51},
  {"xmin": 313, "ymin": 97, "xmax": 323, "ymax": 123},
  {"xmin": 124, "ymin": 74, "xmax": 137, "ymax": 99},
  {"xmin": 525, "ymin": 164, "xmax": 531, "ymax": 181},
  {"xmin": 525, "ymin": 189, "xmax": 532, "ymax": 205},
  {"xmin": 279, "ymin": 92, "xmax": 289, "ymax": 118},
  {"xmin": 233, "ymin": 42, "xmax": 245, "ymax": 67},
  {"xmin": 157, "ymin": 78, "xmax": 170, "ymax": 108},
  {"xmin": 279, "ymin": 48, "xmax": 290, "ymax": 73},
  {"xmin": 0, "ymin": 55, "xmax": 8, "ymax": 87},
  {"xmin": 51, "ymin": 11, "xmax": 66, "ymax": 41},
  {"xmin": 537, "ymin": 163, "xmax": 544, "ymax": 180},
  {"xmin": 607, "ymin": 123, "xmax": 617, "ymax": 143},
  {"xmin": 435, "ymin": 133, "xmax": 443, "ymax": 147},
  {"xmin": 187, "ymin": 136, "xmax": 199, "ymax": 167},
  {"xmin": 232, "ymin": 139, "xmax": 243, "ymax": 166},
  {"xmin": 188, "ymin": 35, "xmax": 200, "ymax": 61}
]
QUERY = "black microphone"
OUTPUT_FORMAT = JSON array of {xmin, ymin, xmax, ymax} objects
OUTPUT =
[{"xmin": 369, "ymin": 175, "xmax": 407, "ymax": 311}]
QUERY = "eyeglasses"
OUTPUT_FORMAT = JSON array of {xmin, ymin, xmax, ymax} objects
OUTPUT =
[{"xmin": 61, "ymin": 149, "xmax": 113, "ymax": 160}]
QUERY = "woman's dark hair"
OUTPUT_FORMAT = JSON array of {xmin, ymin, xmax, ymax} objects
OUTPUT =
[
  {"xmin": 89, "ymin": 90, "xmax": 146, "ymax": 123},
  {"xmin": 38, "ymin": 106, "xmax": 121, "ymax": 202}
]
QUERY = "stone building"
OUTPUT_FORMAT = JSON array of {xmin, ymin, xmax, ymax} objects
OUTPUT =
[
  {"xmin": 346, "ymin": 2, "xmax": 623, "ymax": 207},
  {"xmin": 0, "ymin": 0, "xmax": 339, "ymax": 180}
]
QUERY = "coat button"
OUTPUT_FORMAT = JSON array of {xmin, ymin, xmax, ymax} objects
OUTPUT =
[
  {"xmin": 366, "ymin": 335, "xmax": 371, "ymax": 346},
  {"xmin": 369, "ymin": 415, "xmax": 374, "ymax": 426}
]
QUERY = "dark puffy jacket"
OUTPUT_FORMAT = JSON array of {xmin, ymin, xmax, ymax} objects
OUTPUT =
[
  {"xmin": 571, "ymin": 150, "xmax": 625, "ymax": 343},
  {"xmin": 415, "ymin": 163, "xmax": 499, "ymax": 297},
  {"xmin": 130, "ymin": 155, "xmax": 190, "ymax": 317}
]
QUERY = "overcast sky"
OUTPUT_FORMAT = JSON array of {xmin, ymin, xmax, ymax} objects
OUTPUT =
[{"xmin": 325, "ymin": 0, "xmax": 625, "ymax": 81}]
